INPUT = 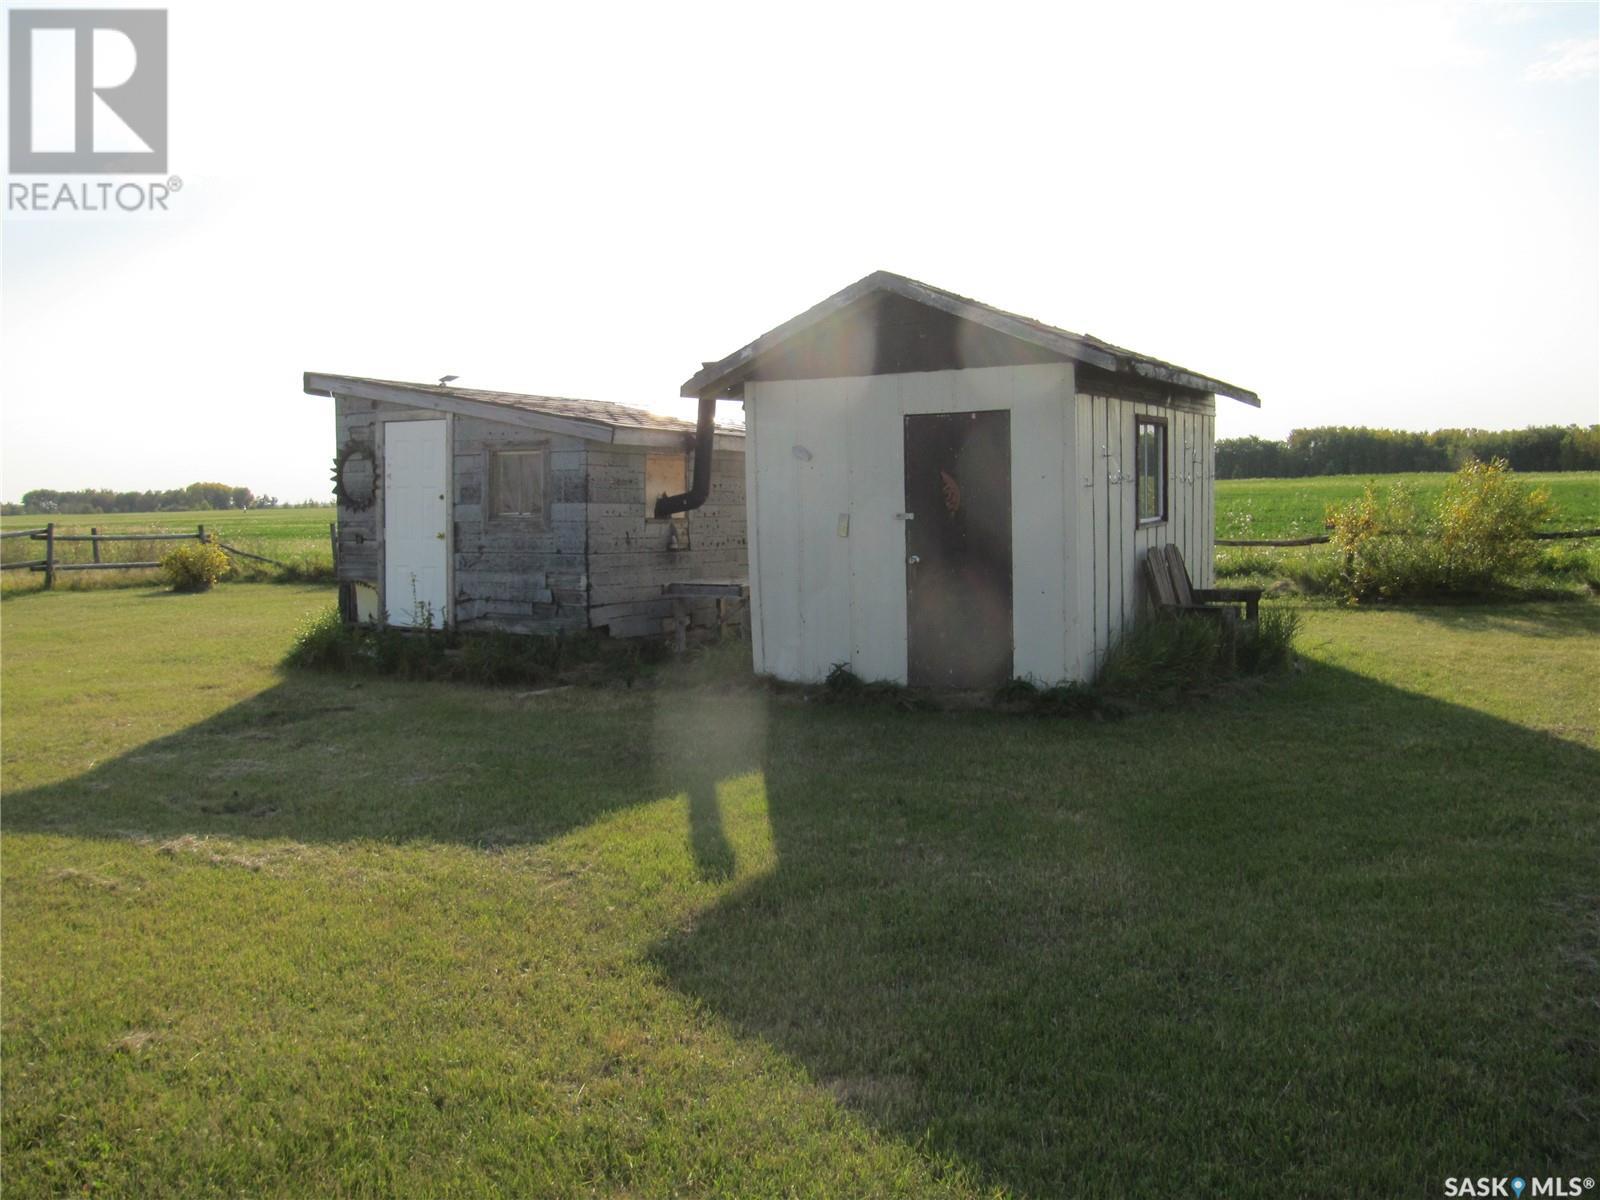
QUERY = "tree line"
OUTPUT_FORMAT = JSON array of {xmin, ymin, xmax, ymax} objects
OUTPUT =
[
  {"xmin": 1, "ymin": 482, "xmax": 310, "ymax": 516},
  {"xmin": 1216, "ymin": 424, "xmax": 1600, "ymax": 479}
]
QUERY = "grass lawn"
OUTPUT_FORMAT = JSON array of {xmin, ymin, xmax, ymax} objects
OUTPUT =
[
  {"xmin": 1215, "ymin": 471, "xmax": 1599, "ymax": 539},
  {"xmin": 2, "ymin": 585, "xmax": 1597, "ymax": 1197}
]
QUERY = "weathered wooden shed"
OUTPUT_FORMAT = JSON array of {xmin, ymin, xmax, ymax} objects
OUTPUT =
[
  {"xmin": 303, "ymin": 373, "xmax": 746, "ymax": 637},
  {"xmin": 682, "ymin": 272, "xmax": 1259, "ymax": 688}
]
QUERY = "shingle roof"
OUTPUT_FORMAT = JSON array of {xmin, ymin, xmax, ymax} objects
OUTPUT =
[
  {"xmin": 303, "ymin": 373, "xmax": 744, "ymax": 440},
  {"xmin": 682, "ymin": 271, "xmax": 1259, "ymax": 406}
]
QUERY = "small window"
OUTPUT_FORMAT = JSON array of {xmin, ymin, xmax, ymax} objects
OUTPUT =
[
  {"xmin": 644, "ymin": 450, "xmax": 689, "ymax": 518},
  {"xmin": 491, "ymin": 449, "xmax": 546, "ymax": 520},
  {"xmin": 1136, "ymin": 417, "xmax": 1167, "ymax": 525}
]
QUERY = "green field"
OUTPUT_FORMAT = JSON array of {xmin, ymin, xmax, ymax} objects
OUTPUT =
[
  {"xmin": 3, "ymin": 584, "xmax": 1597, "ymax": 1196},
  {"xmin": 1, "ymin": 506, "xmax": 334, "ymax": 545},
  {"xmin": 1215, "ymin": 471, "xmax": 1599, "ymax": 540},
  {"xmin": 1212, "ymin": 472, "xmax": 1599, "ymax": 593},
  {"xmin": 1, "ymin": 507, "xmax": 334, "ymax": 588}
]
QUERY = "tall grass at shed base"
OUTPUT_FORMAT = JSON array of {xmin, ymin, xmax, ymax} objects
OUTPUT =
[
  {"xmin": 284, "ymin": 608, "xmax": 682, "ymax": 689},
  {"xmin": 997, "ymin": 607, "xmax": 1301, "ymax": 717}
]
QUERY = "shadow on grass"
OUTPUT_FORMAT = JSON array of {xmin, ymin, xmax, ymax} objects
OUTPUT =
[
  {"xmin": 647, "ymin": 662, "xmax": 1599, "ymax": 1197},
  {"xmin": 1402, "ymin": 599, "xmax": 1600, "ymax": 638},
  {"xmin": 0, "ymin": 672, "xmax": 768, "ymax": 854},
  {"xmin": 3, "ymin": 651, "xmax": 1597, "ymax": 1197}
]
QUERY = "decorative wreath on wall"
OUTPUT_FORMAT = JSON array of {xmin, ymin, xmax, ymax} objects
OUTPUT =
[{"xmin": 331, "ymin": 441, "xmax": 377, "ymax": 511}]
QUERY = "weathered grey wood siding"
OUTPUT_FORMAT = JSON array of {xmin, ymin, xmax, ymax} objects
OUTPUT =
[
  {"xmin": 582, "ymin": 446, "xmax": 747, "ymax": 638},
  {"xmin": 332, "ymin": 394, "xmax": 391, "ymax": 585},
  {"xmin": 451, "ymin": 415, "xmax": 590, "ymax": 634},
  {"xmin": 333, "ymin": 393, "xmax": 747, "ymax": 637}
]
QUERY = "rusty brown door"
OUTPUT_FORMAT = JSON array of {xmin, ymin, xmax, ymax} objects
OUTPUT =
[{"xmin": 903, "ymin": 410, "xmax": 1012, "ymax": 688}]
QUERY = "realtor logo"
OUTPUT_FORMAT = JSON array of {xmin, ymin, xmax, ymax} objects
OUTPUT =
[{"xmin": 8, "ymin": 9, "xmax": 167, "ymax": 174}]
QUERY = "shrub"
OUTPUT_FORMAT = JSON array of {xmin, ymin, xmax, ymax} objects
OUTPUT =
[
  {"xmin": 1323, "ymin": 459, "xmax": 1554, "ymax": 601},
  {"xmin": 160, "ymin": 540, "xmax": 231, "ymax": 592},
  {"xmin": 1435, "ymin": 458, "xmax": 1553, "ymax": 589}
]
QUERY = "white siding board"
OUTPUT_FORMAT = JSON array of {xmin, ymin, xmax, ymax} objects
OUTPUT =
[
  {"xmin": 746, "ymin": 364, "xmax": 1221, "ymax": 689},
  {"xmin": 848, "ymin": 374, "xmax": 907, "ymax": 683},
  {"xmin": 1203, "ymin": 412, "xmax": 1209, "ymax": 588},
  {"xmin": 743, "ymin": 397, "xmax": 767, "ymax": 674},
  {"xmin": 1071, "ymin": 392, "xmax": 1096, "ymax": 681},
  {"xmin": 796, "ymin": 381, "xmax": 853, "ymax": 682}
]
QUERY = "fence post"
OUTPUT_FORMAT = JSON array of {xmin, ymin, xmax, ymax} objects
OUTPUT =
[
  {"xmin": 329, "ymin": 522, "xmax": 338, "ymax": 574},
  {"xmin": 197, "ymin": 523, "xmax": 207, "ymax": 544},
  {"xmin": 91, "ymin": 526, "xmax": 101, "ymax": 564},
  {"xmin": 44, "ymin": 522, "xmax": 55, "ymax": 589}
]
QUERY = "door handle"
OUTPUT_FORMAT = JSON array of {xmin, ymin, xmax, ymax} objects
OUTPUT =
[{"xmin": 907, "ymin": 555, "xmax": 921, "ymax": 565}]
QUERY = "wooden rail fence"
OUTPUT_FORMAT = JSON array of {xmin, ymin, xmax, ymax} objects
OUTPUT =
[
  {"xmin": 0, "ymin": 522, "xmax": 306, "ymax": 587},
  {"xmin": 1216, "ymin": 527, "xmax": 1600, "ymax": 548},
  {"xmin": 2, "ymin": 520, "xmax": 1589, "ymax": 586}
]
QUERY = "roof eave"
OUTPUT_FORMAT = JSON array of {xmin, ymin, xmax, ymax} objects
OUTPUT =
[
  {"xmin": 1122, "ymin": 360, "xmax": 1260, "ymax": 407},
  {"xmin": 304, "ymin": 372, "xmax": 746, "ymax": 447},
  {"xmin": 681, "ymin": 271, "xmax": 1260, "ymax": 407},
  {"xmin": 304, "ymin": 372, "xmax": 621, "ymax": 443}
]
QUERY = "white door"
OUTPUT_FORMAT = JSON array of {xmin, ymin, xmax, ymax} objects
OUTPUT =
[{"xmin": 383, "ymin": 419, "xmax": 448, "ymax": 628}]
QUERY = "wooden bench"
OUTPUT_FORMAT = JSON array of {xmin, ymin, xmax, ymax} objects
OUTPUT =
[{"xmin": 1143, "ymin": 544, "xmax": 1262, "ymax": 623}]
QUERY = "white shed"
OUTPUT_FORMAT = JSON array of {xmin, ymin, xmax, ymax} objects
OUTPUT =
[{"xmin": 682, "ymin": 272, "xmax": 1260, "ymax": 688}]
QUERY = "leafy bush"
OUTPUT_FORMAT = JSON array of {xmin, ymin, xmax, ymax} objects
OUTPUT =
[
  {"xmin": 1324, "ymin": 459, "xmax": 1553, "ymax": 601},
  {"xmin": 160, "ymin": 540, "xmax": 231, "ymax": 592},
  {"xmin": 1435, "ymin": 458, "xmax": 1553, "ymax": 589}
]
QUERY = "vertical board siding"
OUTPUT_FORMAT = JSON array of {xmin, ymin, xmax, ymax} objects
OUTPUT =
[
  {"xmin": 749, "ymin": 364, "xmax": 1074, "ymax": 685},
  {"xmin": 752, "ymin": 384, "xmax": 800, "ymax": 682},
  {"xmin": 1203, "ymin": 416, "xmax": 1209, "ymax": 588},
  {"xmin": 847, "ymin": 374, "xmax": 907, "ymax": 683},
  {"xmin": 748, "ymin": 370, "xmax": 1213, "ymax": 687},
  {"xmin": 797, "ymin": 384, "xmax": 852, "ymax": 681},
  {"xmin": 1070, "ymin": 392, "xmax": 1095, "ymax": 682},
  {"xmin": 1078, "ymin": 392, "xmax": 1216, "ymax": 674},
  {"xmin": 743, "ymin": 400, "xmax": 767, "ymax": 673}
]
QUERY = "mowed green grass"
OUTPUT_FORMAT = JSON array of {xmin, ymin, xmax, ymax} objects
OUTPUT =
[
  {"xmin": 1216, "ymin": 470, "xmax": 1599, "ymax": 539},
  {"xmin": 3, "ymin": 586, "xmax": 1597, "ymax": 1197}
]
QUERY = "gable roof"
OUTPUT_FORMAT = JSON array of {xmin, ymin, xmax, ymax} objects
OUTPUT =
[
  {"xmin": 681, "ymin": 271, "xmax": 1259, "ymax": 407},
  {"xmin": 303, "ymin": 372, "xmax": 744, "ymax": 450}
]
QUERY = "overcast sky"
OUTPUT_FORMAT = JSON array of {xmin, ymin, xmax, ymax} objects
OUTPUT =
[{"xmin": 3, "ymin": 0, "xmax": 1596, "ymax": 502}]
